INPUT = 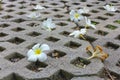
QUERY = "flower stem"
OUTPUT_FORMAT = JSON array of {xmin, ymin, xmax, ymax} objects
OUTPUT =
[
  {"xmin": 87, "ymin": 55, "xmax": 95, "ymax": 60},
  {"xmin": 80, "ymin": 35, "xmax": 86, "ymax": 40},
  {"xmin": 85, "ymin": 25, "xmax": 88, "ymax": 29},
  {"xmin": 76, "ymin": 22, "xmax": 79, "ymax": 28}
]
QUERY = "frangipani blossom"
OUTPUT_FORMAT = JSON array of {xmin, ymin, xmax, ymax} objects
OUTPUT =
[
  {"xmin": 27, "ymin": 12, "xmax": 41, "ymax": 19},
  {"xmin": 33, "ymin": 4, "xmax": 45, "ymax": 10},
  {"xmin": 69, "ymin": 28, "xmax": 87, "ymax": 39},
  {"xmin": 27, "ymin": 43, "xmax": 50, "ymax": 62},
  {"xmin": 103, "ymin": 5, "xmax": 117, "ymax": 12},
  {"xmin": 70, "ymin": 10, "xmax": 84, "ymax": 23},
  {"xmin": 85, "ymin": 17, "xmax": 96, "ymax": 29},
  {"xmin": 42, "ymin": 18, "xmax": 56, "ymax": 31},
  {"xmin": 86, "ymin": 45, "xmax": 109, "ymax": 61},
  {"xmin": 79, "ymin": 7, "xmax": 89, "ymax": 13}
]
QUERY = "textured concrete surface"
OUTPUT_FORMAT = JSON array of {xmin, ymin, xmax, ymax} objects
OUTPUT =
[
  {"xmin": 0, "ymin": 0, "xmax": 120, "ymax": 80},
  {"xmin": 71, "ymin": 76, "xmax": 104, "ymax": 80}
]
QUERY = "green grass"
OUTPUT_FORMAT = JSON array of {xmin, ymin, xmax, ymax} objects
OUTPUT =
[
  {"xmin": 114, "ymin": 20, "xmax": 120, "ymax": 24},
  {"xmin": 105, "ymin": 24, "xmax": 117, "ymax": 30},
  {"xmin": 91, "ymin": 21, "xmax": 99, "ymax": 25}
]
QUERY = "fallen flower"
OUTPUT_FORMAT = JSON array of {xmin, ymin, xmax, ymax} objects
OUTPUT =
[
  {"xmin": 33, "ymin": 4, "xmax": 45, "ymax": 10},
  {"xmin": 27, "ymin": 12, "xmax": 41, "ymax": 19},
  {"xmin": 69, "ymin": 28, "xmax": 87, "ymax": 39},
  {"xmin": 70, "ymin": 10, "xmax": 84, "ymax": 23},
  {"xmin": 103, "ymin": 4, "xmax": 117, "ymax": 12},
  {"xmin": 85, "ymin": 17, "xmax": 96, "ymax": 29},
  {"xmin": 86, "ymin": 45, "xmax": 109, "ymax": 61},
  {"xmin": 27, "ymin": 43, "xmax": 50, "ymax": 62},
  {"xmin": 79, "ymin": 7, "xmax": 89, "ymax": 13},
  {"xmin": 42, "ymin": 18, "xmax": 56, "ymax": 31}
]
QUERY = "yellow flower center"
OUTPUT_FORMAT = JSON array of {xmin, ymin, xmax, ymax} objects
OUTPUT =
[
  {"xmin": 74, "ymin": 13, "xmax": 80, "ymax": 19},
  {"xmin": 34, "ymin": 49, "xmax": 42, "ymax": 55}
]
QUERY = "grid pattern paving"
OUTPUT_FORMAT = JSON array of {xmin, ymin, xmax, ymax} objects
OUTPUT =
[{"xmin": 0, "ymin": 0, "xmax": 120, "ymax": 80}]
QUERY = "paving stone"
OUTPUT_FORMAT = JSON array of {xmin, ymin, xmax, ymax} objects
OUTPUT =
[
  {"xmin": 71, "ymin": 76, "xmax": 104, "ymax": 80},
  {"xmin": 0, "ymin": 0, "xmax": 120, "ymax": 80}
]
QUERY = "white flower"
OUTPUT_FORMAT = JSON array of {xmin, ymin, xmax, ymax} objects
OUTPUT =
[
  {"xmin": 85, "ymin": 17, "xmax": 96, "ymax": 29},
  {"xmin": 103, "ymin": 5, "xmax": 117, "ymax": 12},
  {"xmin": 33, "ymin": 4, "xmax": 45, "ymax": 10},
  {"xmin": 78, "ymin": 7, "xmax": 89, "ymax": 13},
  {"xmin": 42, "ymin": 18, "xmax": 56, "ymax": 31},
  {"xmin": 70, "ymin": 10, "xmax": 84, "ymax": 23},
  {"xmin": 27, "ymin": 12, "xmax": 41, "ymax": 19},
  {"xmin": 27, "ymin": 43, "xmax": 50, "ymax": 62},
  {"xmin": 69, "ymin": 28, "xmax": 87, "ymax": 38}
]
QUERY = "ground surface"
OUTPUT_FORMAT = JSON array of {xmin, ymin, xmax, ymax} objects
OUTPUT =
[{"xmin": 0, "ymin": 0, "xmax": 120, "ymax": 80}]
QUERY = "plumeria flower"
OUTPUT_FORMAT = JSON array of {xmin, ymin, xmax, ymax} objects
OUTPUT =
[
  {"xmin": 27, "ymin": 43, "xmax": 50, "ymax": 62},
  {"xmin": 42, "ymin": 18, "xmax": 56, "ymax": 31},
  {"xmin": 69, "ymin": 28, "xmax": 87, "ymax": 39},
  {"xmin": 70, "ymin": 10, "xmax": 84, "ymax": 23},
  {"xmin": 79, "ymin": 7, "xmax": 89, "ymax": 13},
  {"xmin": 85, "ymin": 17, "xmax": 96, "ymax": 29},
  {"xmin": 103, "ymin": 4, "xmax": 117, "ymax": 12},
  {"xmin": 27, "ymin": 12, "xmax": 41, "ymax": 19},
  {"xmin": 33, "ymin": 4, "xmax": 45, "ymax": 10},
  {"xmin": 86, "ymin": 45, "xmax": 109, "ymax": 61}
]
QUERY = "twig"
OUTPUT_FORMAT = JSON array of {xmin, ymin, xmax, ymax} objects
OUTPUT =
[
  {"xmin": 83, "ymin": 30, "xmax": 114, "ymax": 80},
  {"xmin": 103, "ymin": 63, "xmax": 114, "ymax": 80}
]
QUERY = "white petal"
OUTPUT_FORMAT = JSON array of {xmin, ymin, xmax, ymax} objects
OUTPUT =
[
  {"xmin": 74, "ymin": 18, "xmax": 79, "ymax": 23},
  {"xmin": 69, "ymin": 32, "xmax": 75, "ymax": 36},
  {"xmin": 27, "ymin": 49, "xmax": 34, "ymax": 57},
  {"xmin": 78, "ymin": 9, "xmax": 84, "ymax": 14},
  {"xmin": 103, "ymin": 6, "xmax": 106, "ymax": 9},
  {"xmin": 37, "ymin": 53, "xmax": 47, "ymax": 62},
  {"xmin": 87, "ymin": 19, "xmax": 91, "ymax": 24},
  {"xmin": 74, "ymin": 32, "xmax": 81, "ymax": 38},
  {"xmin": 27, "ymin": 12, "xmax": 41, "ymax": 19},
  {"xmin": 47, "ymin": 18, "xmax": 52, "ymax": 22},
  {"xmin": 69, "ymin": 30, "xmax": 80, "ymax": 37},
  {"xmin": 114, "ymin": 7, "xmax": 117, "ymax": 11},
  {"xmin": 106, "ymin": 5, "xmax": 110, "ymax": 8},
  {"xmin": 80, "ymin": 29, "xmax": 86, "ymax": 35},
  {"xmin": 111, "ymin": 7, "xmax": 117, "ymax": 11},
  {"xmin": 40, "ymin": 44, "xmax": 50, "ymax": 51},
  {"xmin": 34, "ymin": 5, "xmax": 45, "ymax": 10},
  {"xmin": 78, "ymin": 16, "xmax": 84, "ymax": 21},
  {"xmin": 70, "ymin": 15, "xmax": 74, "ymax": 21},
  {"xmin": 32, "ymin": 43, "xmax": 40, "ymax": 50},
  {"xmin": 47, "ymin": 28, "xmax": 52, "ymax": 32},
  {"xmin": 103, "ymin": 5, "xmax": 110, "ymax": 10},
  {"xmin": 42, "ymin": 18, "xmax": 56, "ymax": 31},
  {"xmin": 28, "ymin": 55, "xmax": 37, "ymax": 62},
  {"xmin": 69, "ymin": 30, "xmax": 79, "ymax": 35},
  {"xmin": 103, "ymin": 5, "xmax": 116, "ymax": 11},
  {"xmin": 91, "ymin": 24, "xmax": 96, "ymax": 29},
  {"xmin": 50, "ymin": 23, "xmax": 56, "ymax": 28},
  {"xmin": 84, "ymin": 17, "xmax": 87, "ymax": 23},
  {"xmin": 42, "ymin": 21, "xmax": 48, "ymax": 29},
  {"xmin": 70, "ymin": 10, "xmax": 75, "ymax": 15}
]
